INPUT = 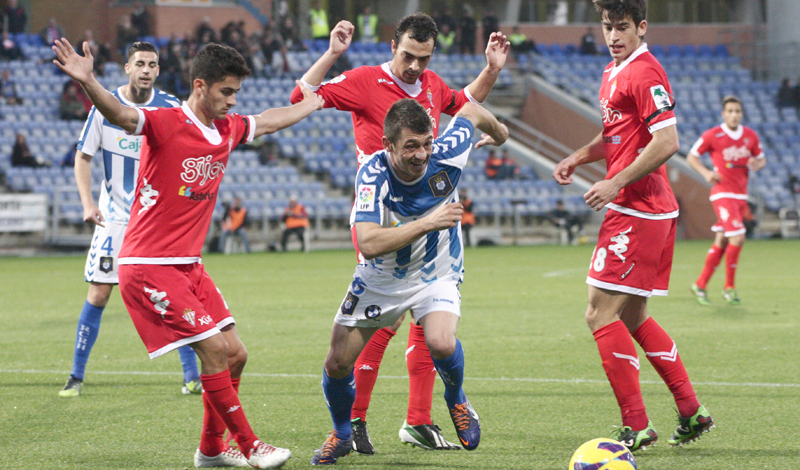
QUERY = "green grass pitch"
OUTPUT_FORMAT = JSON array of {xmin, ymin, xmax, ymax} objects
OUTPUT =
[{"xmin": 1, "ymin": 239, "xmax": 799, "ymax": 469}]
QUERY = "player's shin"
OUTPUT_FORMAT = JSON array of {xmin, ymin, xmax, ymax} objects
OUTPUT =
[
  {"xmin": 593, "ymin": 321, "xmax": 648, "ymax": 430},
  {"xmin": 431, "ymin": 339, "xmax": 466, "ymax": 408},
  {"xmin": 201, "ymin": 369, "xmax": 258, "ymax": 455},
  {"xmin": 633, "ymin": 317, "xmax": 700, "ymax": 418},
  {"xmin": 406, "ymin": 322, "xmax": 436, "ymax": 425},
  {"xmin": 696, "ymin": 244, "xmax": 724, "ymax": 289},
  {"xmin": 352, "ymin": 328, "xmax": 395, "ymax": 421},
  {"xmin": 71, "ymin": 300, "xmax": 104, "ymax": 380},
  {"xmin": 322, "ymin": 369, "xmax": 356, "ymax": 440}
]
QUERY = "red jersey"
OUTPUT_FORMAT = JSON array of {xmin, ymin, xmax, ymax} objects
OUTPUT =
[
  {"xmin": 598, "ymin": 44, "xmax": 679, "ymax": 219},
  {"xmin": 690, "ymin": 124, "xmax": 763, "ymax": 201},
  {"xmin": 119, "ymin": 104, "xmax": 256, "ymax": 264},
  {"xmin": 290, "ymin": 63, "xmax": 470, "ymax": 164}
]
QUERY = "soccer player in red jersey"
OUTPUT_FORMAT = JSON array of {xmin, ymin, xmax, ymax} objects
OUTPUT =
[
  {"xmin": 553, "ymin": 0, "xmax": 713, "ymax": 452},
  {"xmin": 52, "ymin": 38, "xmax": 323, "ymax": 469},
  {"xmin": 687, "ymin": 95, "xmax": 765, "ymax": 305},
  {"xmin": 290, "ymin": 14, "xmax": 509, "ymax": 453}
]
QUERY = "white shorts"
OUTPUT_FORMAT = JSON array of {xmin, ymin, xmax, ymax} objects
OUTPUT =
[
  {"xmin": 334, "ymin": 274, "xmax": 462, "ymax": 328},
  {"xmin": 84, "ymin": 221, "xmax": 127, "ymax": 284}
]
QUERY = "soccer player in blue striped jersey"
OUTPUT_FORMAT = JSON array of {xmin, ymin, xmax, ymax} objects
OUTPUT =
[
  {"xmin": 59, "ymin": 42, "xmax": 201, "ymax": 398},
  {"xmin": 310, "ymin": 99, "xmax": 507, "ymax": 465}
]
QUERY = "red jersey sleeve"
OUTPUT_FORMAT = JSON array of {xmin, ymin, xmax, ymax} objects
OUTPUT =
[
  {"xmin": 690, "ymin": 128, "xmax": 715, "ymax": 156},
  {"xmin": 631, "ymin": 64, "xmax": 676, "ymax": 133},
  {"xmin": 134, "ymin": 107, "xmax": 179, "ymax": 147},
  {"xmin": 749, "ymin": 130, "xmax": 764, "ymax": 158},
  {"xmin": 442, "ymin": 88, "xmax": 469, "ymax": 117},
  {"xmin": 290, "ymin": 67, "xmax": 369, "ymax": 112},
  {"xmin": 227, "ymin": 113, "xmax": 256, "ymax": 147}
]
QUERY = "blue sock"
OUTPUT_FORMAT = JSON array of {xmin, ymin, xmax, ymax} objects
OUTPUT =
[
  {"xmin": 321, "ymin": 369, "xmax": 355, "ymax": 440},
  {"xmin": 70, "ymin": 300, "xmax": 104, "ymax": 381},
  {"xmin": 432, "ymin": 339, "xmax": 466, "ymax": 408},
  {"xmin": 178, "ymin": 346, "xmax": 200, "ymax": 383}
]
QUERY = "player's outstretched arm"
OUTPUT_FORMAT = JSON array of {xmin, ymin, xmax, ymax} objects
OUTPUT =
[
  {"xmin": 52, "ymin": 39, "xmax": 139, "ymax": 134},
  {"xmin": 290, "ymin": 20, "xmax": 354, "ymax": 104},
  {"xmin": 74, "ymin": 150, "xmax": 104, "ymax": 227},
  {"xmin": 455, "ymin": 102, "xmax": 508, "ymax": 148},
  {"xmin": 254, "ymin": 81, "xmax": 324, "ymax": 137},
  {"xmin": 356, "ymin": 202, "xmax": 463, "ymax": 259},
  {"xmin": 465, "ymin": 32, "xmax": 510, "ymax": 103},
  {"xmin": 553, "ymin": 131, "xmax": 605, "ymax": 185},
  {"xmin": 584, "ymin": 125, "xmax": 679, "ymax": 211},
  {"xmin": 686, "ymin": 151, "xmax": 720, "ymax": 185}
]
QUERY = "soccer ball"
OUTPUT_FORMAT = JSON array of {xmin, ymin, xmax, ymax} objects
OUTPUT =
[{"xmin": 568, "ymin": 438, "xmax": 637, "ymax": 470}]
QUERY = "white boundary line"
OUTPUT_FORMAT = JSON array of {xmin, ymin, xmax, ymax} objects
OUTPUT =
[{"xmin": 2, "ymin": 369, "xmax": 799, "ymax": 388}]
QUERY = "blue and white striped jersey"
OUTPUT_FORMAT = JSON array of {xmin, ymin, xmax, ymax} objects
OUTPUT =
[
  {"xmin": 351, "ymin": 117, "xmax": 474, "ymax": 287},
  {"xmin": 77, "ymin": 87, "xmax": 180, "ymax": 224}
]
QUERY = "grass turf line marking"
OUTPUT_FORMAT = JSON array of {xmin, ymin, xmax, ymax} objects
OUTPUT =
[{"xmin": 3, "ymin": 368, "xmax": 800, "ymax": 388}]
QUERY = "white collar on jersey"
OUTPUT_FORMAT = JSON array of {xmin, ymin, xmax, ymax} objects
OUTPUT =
[
  {"xmin": 181, "ymin": 102, "xmax": 222, "ymax": 145},
  {"xmin": 381, "ymin": 62, "xmax": 422, "ymax": 98},
  {"xmin": 720, "ymin": 122, "xmax": 744, "ymax": 140},
  {"xmin": 606, "ymin": 43, "xmax": 649, "ymax": 82},
  {"xmin": 116, "ymin": 86, "xmax": 155, "ymax": 107}
]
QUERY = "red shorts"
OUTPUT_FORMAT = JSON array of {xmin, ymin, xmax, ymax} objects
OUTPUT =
[
  {"xmin": 119, "ymin": 263, "xmax": 233, "ymax": 359},
  {"xmin": 586, "ymin": 210, "xmax": 676, "ymax": 297},
  {"xmin": 710, "ymin": 198, "xmax": 747, "ymax": 237}
]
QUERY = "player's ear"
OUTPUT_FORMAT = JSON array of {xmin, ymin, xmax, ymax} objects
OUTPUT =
[
  {"xmin": 382, "ymin": 135, "xmax": 392, "ymax": 152},
  {"xmin": 193, "ymin": 78, "xmax": 207, "ymax": 96},
  {"xmin": 637, "ymin": 19, "xmax": 647, "ymax": 39},
  {"xmin": 390, "ymin": 39, "xmax": 396, "ymax": 54}
]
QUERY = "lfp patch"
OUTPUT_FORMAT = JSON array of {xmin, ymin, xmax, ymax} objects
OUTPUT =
[
  {"xmin": 357, "ymin": 184, "xmax": 376, "ymax": 211},
  {"xmin": 427, "ymin": 171, "xmax": 453, "ymax": 197},
  {"xmin": 649, "ymin": 85, "xmax": 672, "ymax": 110}
]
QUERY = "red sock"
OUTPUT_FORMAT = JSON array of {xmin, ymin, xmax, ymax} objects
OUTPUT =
[
  {"xmin": 593, "ymin": 321, "xmax": 648, "ymax": 430},
  {"xmin": 200, "ymin": 389, "xmax": 227, "ymax": 456},
  {"xmin": 201, "ymin": 370, "xmax": 258, "ymax": 456},
  {"xmin": 633, "ymin": 317, "xmax": 700, "ymax": 418},
  {"xmin": 406, "ymin": 322, "xmax": 436, "ymax": 426},
  {"xmin": 724, "ymin": 244, "xmax": 742, "ymax": 290},
  {"xmin": 223, "ymin": 377, "xmax": 242, "ymax": 447},
  {"xmin": 696, "ymin": 244, "xmax": 724, "ymax": 289},
  {"xmin": 351, "ymin": 328, "xmax": 396, "ymax": 421}
]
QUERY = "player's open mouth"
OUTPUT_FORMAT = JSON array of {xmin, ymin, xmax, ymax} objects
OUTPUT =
[{"xmin": 609, "ymin": 45, "xmax": 624, "ymax": 53}]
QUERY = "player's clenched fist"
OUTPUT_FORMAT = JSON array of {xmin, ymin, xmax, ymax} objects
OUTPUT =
[{"xmin": 427, "ymin": 202, "xmax": 464, "ymax": 231}]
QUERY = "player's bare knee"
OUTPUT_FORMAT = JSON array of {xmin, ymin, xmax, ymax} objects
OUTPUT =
[
  {"xmin": 729, "ymin": 234, "xmax": 745, "ymax": 246},
  {"xmin": 227, "ymin": 344, "xmax": 248, "ymax": 375},
  {"xmin": 426, "ymin": 333, "xmax": 456, "ymax": 360},
  {"xmin": 87, "ymin": 283, "xmax": 113, "ymax": 307},
  {"xmin": 323, "ymin": 353, "xmax": 353, "ymax": 379}
]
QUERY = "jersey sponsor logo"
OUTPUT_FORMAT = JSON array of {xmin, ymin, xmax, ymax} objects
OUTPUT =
[
  {"xmin": 198, "ymin": 314, "xmax": 212, "ymax": 325},
  {"xmin": 377, "ymin": 78, "xmax": 394, "ymax": 85},
  {"xmin": 181, "ymin": 155, "xmax": 226, "ymax": 186},
  {"xmin": 650, "ymin": 85, "xmax": 672, "ymax": 110},
  {"xmin": 364, "ymin": 304, "xmax": 382, "ymax": 320},
  {"xmin": 179, "ymin": 185, "xmax": 215, "ymax": 201},
  {"xmin": 137, "ymin": 177, "xmax": 158, "ymax": 215},
  {"xmin": 144, "ymin": 286, "xmax": 170, "ymax": 316},
  {"xmin": 428, "ymin": 171, "xmax": 453, "ymax": 197},
  {"xmin": 600, "ymin": 98, "xmax": 622, "ymax": 123},
  {"xmin": 182, "ymin": 308, "xmax": 196, "ymax": 326},
  {"xmin": 620, "ymin": 262, "xmax": 635, "ymax": 280},
  {"xmin": 99, "ymin": 256, "xmax": 113, "ymax": 273},
  {"xmin": 357, "ymin": 184, "xmax": 376, "ymax": 211},
  {"xmin": 389, "ymin": 195, "xmax": 403, "ymax": 202},
  {"xmin": 117, "ymin": 136, "xmax": 141, "ymax": 152},
  {"xmin": 340, "ymin": 291, "xmax": 359, "ymax": 316},
  {"xmin": 609, "ymin": 226, "xmax": 633, "ymax": 262},
  {"xmin": 719, "ymin": 206, "xmax": 730, "ymax": 221},
  {"xmin": 603, "ymin": 136, "xmax": 622, "ymax": 144},
  {"xmin": 721, "ymin": 145, "xmax": 751, "ymax": 163}
]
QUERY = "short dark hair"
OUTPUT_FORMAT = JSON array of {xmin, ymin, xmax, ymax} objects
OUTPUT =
[
  {"xmin": 722, "ymin": 95, "xmax": 742, "ymax": 110},
  {"xmin": 394, "ymin": 13, "xmax": 438, "ymax": 47},
  {"xmin": 190, "ymin": 43, "xmax": 251, "ymax": 87},
  {"xmin": 593, "ymin": 0, "xmax": 647, "ymax": 28},
  {"xmin": 384, "ymin": 98, "xmax": 432, "ymax": 145},
  {"xmin": 127, "ymin": 41, "xmax": 158, "ymax": 61}
]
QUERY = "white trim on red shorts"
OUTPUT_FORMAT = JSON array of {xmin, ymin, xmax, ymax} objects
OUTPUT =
[
  {"xmin": 586, "ymin": 276, "xmax": 669, "ymax": 298},
  {"xmin": 724, "ymin": 228, "xmax": 746, "ymax": 237},
  {"xmin": 149, "ymin": 327, "xmax": 220, "ymax": 359},
  {"xmin": 607, "ymin": 204, "xmax": 679, "ymax": 220},
  {"xmin": 119, "ymin": 256, "xmax": 201, "ymax": 265},
  {"xmin": 709, "ymin": 192, "xmax": 748, "ymax": 201}
]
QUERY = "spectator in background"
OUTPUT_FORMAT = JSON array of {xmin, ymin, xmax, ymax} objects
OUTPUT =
[
  {"xmin": 196, "ymin": 16, "xmax": 217, "ymax": 44},
  {"xmin": 116, "ymin": 15, "xmax": 139, "ymax": 56},
  {"xmin": 436, "ymin": 22, "xmax": 456, "ymax": 54},
  {"xmin": 0, "ymin": 68, "xmax": 21, "ymax": 105},
  {"xmin": 79, "ymin": 30, "xmax": 112, "ymax": 75},
  {"xmin": 778, "ymin": 78, "xmax": 794, "ymax": 108},
  {"xmin": 460, "ymin": 189, "xmax": 475, "ymax": 247},
  {"xmin": 549, "ymin": 199, "xmax": 585, "ymax": 245},
  {"xmin": 309, "ymin": 0, "xmax": 330, "ymax": 41},
  {"xmin": 501, "ymin": 149, "xmax": 520, "ymax": 179},
  {"xmin": 580, "ymin": 27, "xmax": 598, "ymax": 55},
  {"xmin": 458, "ymin": 5, "xmax": 477, "ymax": 55},
  {"xmin": 40, "ymin": 17, "xmax": 66, "ymax": 47},
  {"xmin": 485, "ymin": 149, "xmax": 503, "ymax": 180},
  {"xmin": 279, "ymin": 15, "xmax": 300, "ymax": 50},
  {"xmin": 793, "ymin": 77, "xmax": 800, "ymax": 109},
  {"xmin": 0, "ymin": 31, "xmax": 22, "ymax": 60},
  {"xmin": 508, "ymin": 26, "xmax": 535, "ymax": 54},
  {"xmin": 433, "ymin": 7, "xmax": 456, "ymax": 33},
  {"xmin": 130, "ymin": 1, "xmax": 151, "ymax": 37},
  {"xmin": 482, "ymin": 8, "xmax": 499, "ymax": 49},
  {"xmin": 357, "ymin": 6, "xmax": 379, "ymax": 43},
  {"xmin": 281, "ymin": 196, "xmax": 309, "ymax": 252},
  {"xmin": 59, "ymin": 81, "xmax": 90, "ymax": 121},
  {"xmin": 218, "ymin": 197, "xmax": 252, "ymax": 254},
  {"xmin": 3, "ymin": 0, "xmax": 27, "ymax": 34},
  {"xmin": 12, "ymin": 133, "xmax": 46, "ymax": 167}
]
